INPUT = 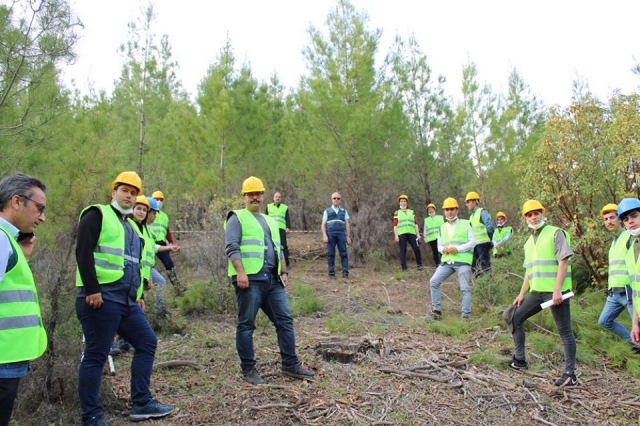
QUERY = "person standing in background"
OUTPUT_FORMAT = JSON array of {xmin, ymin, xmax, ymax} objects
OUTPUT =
[
  {"xmin": 393, "ymin": 195, "xmax": 423, "ymax": 271},
  {"xmin": 424, "ymin": 203, "xmax": 444, "ymax": 266},
  {"xmin": 321, "ymin": 192, "xmax": 351, "ymax": 279},
  {"xmin": 149, "ymin": 190, "xmax": 184, "ymax": 295},
  {"xmin": 266, "ymin": 192, "xmax": 291, "ymax": 268}
]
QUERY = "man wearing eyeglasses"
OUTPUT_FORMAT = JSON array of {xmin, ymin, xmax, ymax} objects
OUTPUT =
[
  {"xmin": 321, "ymin": 192, "xmax": 351, "ymax": 279},
  {"xmin": 225, "ymin": 176, "xmax": 314, "ymax": 385},
  {"xmin": 0, "ymin": 172, "xmax": 47, "ymax": 426}
]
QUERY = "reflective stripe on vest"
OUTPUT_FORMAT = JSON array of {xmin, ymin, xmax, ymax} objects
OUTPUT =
[
  {"xmin": 227, "ymin": 210, "xmax": 282, "ymax": 277},
  {"xmin": 608, "ymin": 231, "xmax": 631, "ymax": 289},
  {"xmin": 148, "ymin": 210, "xmax": 169, "ymax": 242},
  {"xmin": 492, "ymin": 226, "xmax": 513, "ymax": 255},
  {"xmin": 325, "ymin": 208, "xmax": 346, "ymax": 233},
  {"xmin": 524, "ymin": 226, "xmax": 572, "ymax": 292},
  {"xmin": 130, "ymin": 220, "xmax": 155, "ymax": 283},
  {"xmin": 0, "ymin": 225, "xmax": 47, "ymax": 363},
  {"xmin": 625, "ymin": 240, "xmax": 640, "ymax": 313},
  {"xmin": 439, "ymin": 219, "xmax": 473, "ymax": 265},
  {"xmin": 424, "ymin": 215, "xmax": 444, "ymax": 242},
  {"xmin": 470, "ymin": 208, "xmax": 490, "ymax": 244},
  {"xmin": 267, "ymin": 203, "xmax": 288, "ymax": 230},
  {"xmin": 396, "ymin": 209, "xmax": 416, "ymax": 235},
  {"xmin": 76, "ymin": 205, "xmax": 126, "ymax": 286}
]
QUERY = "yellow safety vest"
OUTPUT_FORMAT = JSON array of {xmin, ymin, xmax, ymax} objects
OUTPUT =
[
  {"xmin": 608, "ymin": 230, "xmax": 631, "ymax": 289},
  {"xmin": 439, "ymin": 219, "xmax": 473, "ymax": 265},
  {"xmin": 267, "ymin": 203, "xmax": 288, "ymax": 230},
  {"xmin": 470, "ymin": 208, "xmax": 490, "ymax": 244},
  {"xmin": 0, "ymin": 226, "xmax": 47, "ymax": 363},
  {"xmin": 227, "ymin": 209, "xmax": 282, "ymax": 277},
  {"xmin": 424, "ymin": 215, "xmax": 444, "ymax": 242},
  {"xmin": 396, "ymin": 209, "xmax": 416, "ymax": 236},
  {"xmin": 524, "ymin": 225, "xmax": 572, "ymax": 292}
]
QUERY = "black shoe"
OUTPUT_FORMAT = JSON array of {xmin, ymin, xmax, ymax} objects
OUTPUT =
[
  {"xmin": 130, "ymin": 399, "xmax": 174, "ymax": 421},
  {"xmin": 554, "ymin": 372, "xmax": 577, "ymax": 387},
  {"xmin": 430, "ymin": 310, "xmax": 442, "ymax": 320},
  {"xmin": 281, "ymin": 363, "xmax": 315, "ymax": 380},
  {"xmin": 242, "ymin": 367, "xmax": 266, "ymax": 385},
  {"xmin": 82, "ymin": 416, "xmax": 107, "ymax": 426},
  {"xmin": 342, "ymin": 274, "xmax": 349, "ymax": 279},
  {"xmin": 417, "ymin": 265, "xmax": 424, "ymax": 271},
  {"xmin": 508, "ymin": 357, "xmax": 529, "ymax": 371}
]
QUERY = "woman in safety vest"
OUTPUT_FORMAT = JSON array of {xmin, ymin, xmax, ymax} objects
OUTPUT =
[
  {"xmin": 508, "ymin": 200, "xmax": 577, "ymax": 387},
  {"xmin": 393, "ymin": 195, "xmax": 423, "ymax": 271}
]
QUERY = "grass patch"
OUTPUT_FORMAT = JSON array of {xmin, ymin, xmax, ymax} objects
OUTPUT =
[
  {"xmin": 469, "ymin": 347, "xmax": 504, "ymax": 368},
  {"xmin": 325, "ymin": 311, "xmax": 366, "ymax": 334},
  {"xmin": 289, "ymin": 283, "xmax": 325, "ymax": 316},
  {"xmin": 177, "ymin": 278, "xmax": 235, "ymax": 316}
]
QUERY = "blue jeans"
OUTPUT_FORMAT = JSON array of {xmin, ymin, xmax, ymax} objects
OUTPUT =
[
  {"xmin": 598, "ymin": 291, "xmax": 636, "ymax": 347},
  {"xmin": 234, "ymin": 274, "xmax": 298, "ymax": 371},
  {"xmin": 151, "ymin": 268, "xmax": 166, "ymax": 312},
  {"xmin": 429, "ymin": 263, "xmax": 472, "ymax": 317},
  {"xmin": 399, "ymin": 234, "xmax": 422, "ymax": 270},
  {"xmin": 327, "ymin": 232, "xmax": 349, "ymax": 277},
  {"xmin": 76, "ymin": 299, "xmax": 158, "ymax": 420},
  {"xmin": 512, "ymin": 291, "xmax": 576, "ymax": 374}
]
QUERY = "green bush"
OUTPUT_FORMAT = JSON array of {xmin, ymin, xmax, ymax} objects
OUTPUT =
[
  {"xmin": 289, "ymin": 284, "xmax": 325, "ymax": 316},
  {"xmin": 364, "ymin": 248, "xmax": 387, "ymax": 272},
  {"xmin": 178, "ymin": 278, "xmax": 235, "ymax": 316}
]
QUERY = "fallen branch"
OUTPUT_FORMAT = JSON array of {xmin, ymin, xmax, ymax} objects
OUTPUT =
[
  {"xmin": 249, "ymin": 398, "xmax": 304, "ymax": 411},
  {"xmin": 154, "ymin": 360, "xmax": 202, "ymax": 370}
]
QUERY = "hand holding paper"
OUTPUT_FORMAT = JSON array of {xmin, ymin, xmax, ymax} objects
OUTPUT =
[{"xmin": 540, "ymin": 291, "xmax": 574, "ymax": 309}]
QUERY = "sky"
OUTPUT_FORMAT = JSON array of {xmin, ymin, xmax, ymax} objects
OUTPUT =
[{"xmin": 64, "ymin": 0, "xmax": 640, "ymax": 107}]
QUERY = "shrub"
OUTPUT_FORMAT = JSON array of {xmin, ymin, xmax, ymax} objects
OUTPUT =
[
  {"xmin": 178, "ymin": 278, "xmax": 235, "ymax": 316},
  {"xmin": 289, "ymin": 284, "xmax": 325, "ymax": 316}
]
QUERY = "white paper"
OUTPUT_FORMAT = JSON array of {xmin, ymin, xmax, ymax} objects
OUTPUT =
[{"xmin": 540, "ymin": 291, "xmax": 574, "ymax": 309}]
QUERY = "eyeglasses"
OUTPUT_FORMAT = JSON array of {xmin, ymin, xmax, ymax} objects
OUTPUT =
[
  {"xmin": 20, "ymin": 195, "xmax": 46, "ymax": 215},
  {"xmin": 443, "ymin": 208, "xmax": 457, "ymax": 211},
  {"xmin": 244, "ymin": 191, "xmax": 264, "ymax": 197},
  {"xmin": 332, "ymin": 197, "xmax": 341, "ymax": 200}
]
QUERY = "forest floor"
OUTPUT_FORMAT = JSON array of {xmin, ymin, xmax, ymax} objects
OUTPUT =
[{"xmin": 85, "ymin": 233, "xmax": 640, "ymax": 425}]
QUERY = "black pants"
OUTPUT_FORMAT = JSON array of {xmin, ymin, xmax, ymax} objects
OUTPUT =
[
  {"xmin": 427, "ymin": 239, "xmax": 441, "ymax": 266},
  {"xmin": 279, "ymin": 228, "xmax": 290, "ymax": 267},
  {"xmin": 156, "ymin": 242, "xmax": 175, "ymax": 270},
  {"xmin": 0, "ymin": 378, "xmax": 20, "ymax": 426},
  {"xmin": 398, "ymin": 234, "xmax": 422, "ymax": 270},
  {"xmin": 472, "ymin": 242, "xmax": 492, "ymax": 275}
]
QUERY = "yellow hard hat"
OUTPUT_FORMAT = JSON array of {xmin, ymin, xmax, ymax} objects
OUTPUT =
[
  {"xmin": 465, "ymin": 191, "xmax": 480, "ymax": 202},
  {"xmin": 600, "ymin": 203, "xmax": 618, "ymax": 217},
  {"xmin": 135, "ymin": 195, "xmax": 150, "ymax": 209},
  {"xmin": 241, "ymin": 176, "xmax": 265, "ymax": 194},
  {"xmin": 111, "ymin": 171, "xmax": 142, "ymax": 194},
  {"xmin": 496, "ymin": 211, "xmax": 507, "ymax": 219},
  {"xmin": 442, "ymin": 197, "xmax": 459, "ymax": 209},
  {"xmin": 427, "ymin": 203, "xmax": 436, "ymax": 210},
  {"xmin": 398, "ymin": 194, "xmax": 409, "ymax": 202},
  {"xmin": 522, "ymin": 200, "xmax": 546, "ymax": 217},
  {"xmin": 152, "ymin": 190, "xmax": 165, "ymax": 200}
]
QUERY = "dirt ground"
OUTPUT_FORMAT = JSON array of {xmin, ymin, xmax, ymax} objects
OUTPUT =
[{"xmin": 101, "ymin": 232, "xmax": 640, "ymax": 426}]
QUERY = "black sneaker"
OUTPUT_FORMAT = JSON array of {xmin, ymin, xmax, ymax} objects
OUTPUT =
[
  {"xmin": 430, "ymin": 310, "xmax": 442, "ymax": 320},
  {"xmin": 281, "ymin": 363, "xmax": 315, "ymax": 380},
  {"xmin": 554, "ymin": 372, "xmax": 577, "ymax": 387},
  {"xmin": 508, "ymin": 357, "xmax": 529, "ymax": 370},
  {"xmin": 130, "ymin": 399, "xmax": 174, "ymax": 421},
  {"xmin": 242, "ymin": 367, "xmax": 266, "ymax": 385}
]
